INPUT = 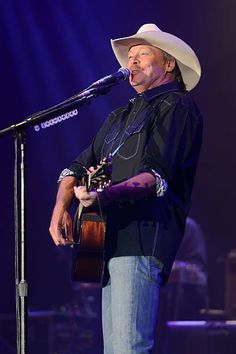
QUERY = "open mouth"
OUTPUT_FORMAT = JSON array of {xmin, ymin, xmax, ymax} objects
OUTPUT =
[{"xmin": 130, "ymin": 69, "xmax": 140, "ymax": 80}]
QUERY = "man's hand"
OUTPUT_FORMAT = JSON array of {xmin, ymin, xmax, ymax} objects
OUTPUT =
[
  {"xmin": 49, "ymin": 207, "xmax": 73, "ymax": 246},
  {"xmin": 49, "ymin": 176, "xmax": 77, "ymax": 246},
  {"xmin": 74, "ymin": 186, "xmax": 98, "ymax": 207}
]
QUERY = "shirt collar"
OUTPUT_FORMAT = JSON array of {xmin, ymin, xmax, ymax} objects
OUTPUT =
[{"xmin": 138, "ymin": 81, "xmax": 182, "ymax": 102}]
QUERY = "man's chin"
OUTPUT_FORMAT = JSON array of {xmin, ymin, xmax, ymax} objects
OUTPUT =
[
  {"xmin": 130, "ymin": 79, "xmax": 141, "ymax": 88},
  {"xmin": 130, "ymin": 83, "xmax": 145, "ymax": 93}
]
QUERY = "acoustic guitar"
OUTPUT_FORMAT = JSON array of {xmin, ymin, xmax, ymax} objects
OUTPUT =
[{"xmin": 72, "ymin": 156, "xmax": 112, "ymax": 283}]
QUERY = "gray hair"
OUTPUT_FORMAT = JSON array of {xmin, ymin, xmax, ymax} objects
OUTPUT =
[{"xmin": 163, "ymin": 52, "xmax": 186, "ymax": 91}]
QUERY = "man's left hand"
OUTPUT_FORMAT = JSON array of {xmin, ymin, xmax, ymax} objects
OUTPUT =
[{"xmin": 74, "ymin": 186, "xmax": 97, "ymax": 207}]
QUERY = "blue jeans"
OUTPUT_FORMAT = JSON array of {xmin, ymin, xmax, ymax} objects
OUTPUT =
[{"xmin": 102, "ymin": 256, "xmax": 162, "ymax": 354}]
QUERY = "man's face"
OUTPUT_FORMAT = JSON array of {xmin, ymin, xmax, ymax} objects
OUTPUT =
[{"xmin": 127, "ymin": 44, "xmax": 174, "ymax": 93}]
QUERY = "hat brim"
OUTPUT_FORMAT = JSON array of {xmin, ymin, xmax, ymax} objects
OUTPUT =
[{"xmin": 111, "ymin": 29, "xmax": 201, "ymax": 91}]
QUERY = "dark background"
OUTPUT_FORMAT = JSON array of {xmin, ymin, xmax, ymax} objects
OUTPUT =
[{"xmin": 0, "ymin": 0, "xmax": 235, "ymax": 352}]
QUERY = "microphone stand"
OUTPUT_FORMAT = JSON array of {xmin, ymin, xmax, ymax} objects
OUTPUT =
[{"xmin": 0, "ymin": 84, "xmax": 112, "ymax": 354}]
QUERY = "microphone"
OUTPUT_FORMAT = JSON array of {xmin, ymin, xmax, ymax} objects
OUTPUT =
[{"xmin": 90, "ymin": 67, "xmax": 130, "ymax": 88}]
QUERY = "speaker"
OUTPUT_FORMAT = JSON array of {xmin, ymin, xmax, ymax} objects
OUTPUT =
[
  {"xmin": 28, "ymin": 310, "xmax": 102, "ymax": 354},
  {"xmin": 161, "ymin": 321, "xmax": 236, "ymax": 354}
]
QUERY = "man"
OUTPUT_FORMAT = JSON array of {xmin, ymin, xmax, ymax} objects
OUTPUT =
[{"xmin": 49, "ymin": 24, "xmax": 203, "ymax": 353}]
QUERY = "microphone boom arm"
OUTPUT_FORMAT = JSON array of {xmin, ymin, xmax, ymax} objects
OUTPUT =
[{"xmin": 0, "ymin": 84, "xmax": 112, "ymax": 136}]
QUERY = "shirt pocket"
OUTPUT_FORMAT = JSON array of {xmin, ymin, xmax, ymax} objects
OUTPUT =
[
  {"xmin": 117, "ymin": 122, "xmax": 145, "ymax": 160},
  {"xmin": 101, "ymin": 129, "xmax": 120, "ymax": 158}
]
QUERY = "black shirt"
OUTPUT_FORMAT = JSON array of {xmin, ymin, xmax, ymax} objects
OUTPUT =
[{"xmin": 67, "ymin": 81, "xmax": 203, "ymax": 284}]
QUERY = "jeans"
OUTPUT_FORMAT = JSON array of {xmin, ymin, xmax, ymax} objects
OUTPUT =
[{"xmin": 102, "ymin": 256, "xmax": 162, "ymax": 354}]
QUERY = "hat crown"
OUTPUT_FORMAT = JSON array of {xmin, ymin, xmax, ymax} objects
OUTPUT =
[{"xmin": 137, "ymin": 23, "xmax": 162, "ymax": 34}]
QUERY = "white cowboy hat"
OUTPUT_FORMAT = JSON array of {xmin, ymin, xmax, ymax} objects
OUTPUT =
[{"xmin": 111, "ymin": 23, "xmax": 201, "ymax": 91}]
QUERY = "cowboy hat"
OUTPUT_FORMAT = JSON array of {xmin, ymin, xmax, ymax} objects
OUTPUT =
[{"xmin": 111, "ymin": 23, "xmax": 201, "ymax": 91}]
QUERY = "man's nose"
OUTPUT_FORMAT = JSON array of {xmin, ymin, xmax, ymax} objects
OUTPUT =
[{"xmin": 130, "ymin": 56, "xmax": 140, "ymax": 65}]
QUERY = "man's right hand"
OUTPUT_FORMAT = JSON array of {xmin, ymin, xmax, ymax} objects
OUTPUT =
[
  {"xmin": 49, "ymin": 175, "xmax": 78, "ymax": 246},
  {"xmin": 49, "ymin": 207, "xmax": 73, "ymax": 246}
]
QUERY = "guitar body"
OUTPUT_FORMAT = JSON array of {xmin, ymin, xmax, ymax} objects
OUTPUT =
[
  {"xmin": 72, "ymin": 209, "xmax": 106, "ymax": 283},
  {"xmin": 71, "ymin": 157, "xmax": 112, "ymax": 283}
]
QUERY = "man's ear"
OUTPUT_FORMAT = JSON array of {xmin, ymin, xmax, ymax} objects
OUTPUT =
[{"xmin": 165, "ymin": 58, "xmax": 176, "ymax": 73}]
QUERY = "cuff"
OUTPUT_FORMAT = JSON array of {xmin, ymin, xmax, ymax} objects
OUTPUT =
[
  {"xmin": 57, "ymin": 168, "xmax": 78, "ymax": 183},
  {"xmin": 150, "ymin": 169, "xmax": 168, "ymax": 197}
]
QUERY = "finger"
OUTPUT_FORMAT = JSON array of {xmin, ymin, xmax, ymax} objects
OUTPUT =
[
  {"xmin": 64, "ymin": 233, "xmax": 74, "ymax": 246},
  {"xmin": 52, "ymin": 219, "xmax": 69, "ymax": 245},
  {"xmin": 64, "ymin": 218, "xmax": 74, "ymax": 243},
  {"xmin": 49, "ymin": 209, "xmax": 73, "ymax": 246},
  {"xmin": 88, "ymin": 166, "xmax": 95, "ymax": 172},
  {"xmin": 74, "ymin": 186, "xmax": 86, "ymax": 192},
  {"xmin": 77, "ymin": 190, "xmax": 91, "ymax": 201},
  {"xmin": 50, "ymin": 227, "xmax": 64, "ymax": 246},
  {"xmin": 80, "ymin": 200, "xmax": 87, "ymax": 207},
  {"xmin": 74, "ymin": 186, "xmax": 86, "ymax": 199},
  {"xmin": 80, "ymin": 198, "xmax": 95, "ymax": 208},
  {"xmin": 80, "ymin": 199, "xmax": 91, "ymax": 207}
]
